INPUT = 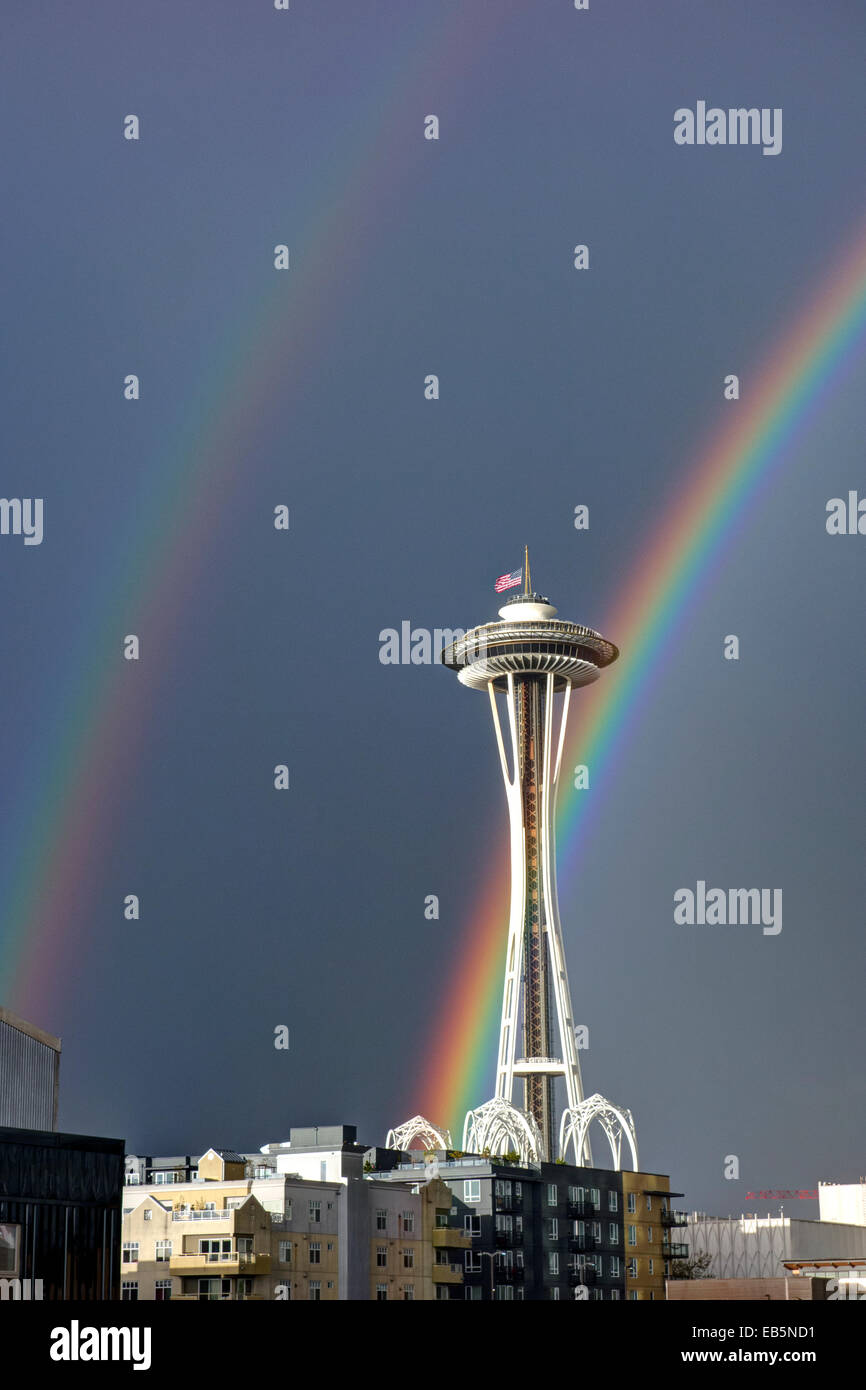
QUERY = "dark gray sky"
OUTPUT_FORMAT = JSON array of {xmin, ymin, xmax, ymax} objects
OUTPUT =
[{"xmin": 1, "ymin": 1, "xmax": 863, "ymax": 1218}]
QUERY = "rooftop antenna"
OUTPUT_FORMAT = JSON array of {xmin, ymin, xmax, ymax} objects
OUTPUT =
[{"xmin": 524, "ymin": 544, "xmax": 531, "ymax": 595}]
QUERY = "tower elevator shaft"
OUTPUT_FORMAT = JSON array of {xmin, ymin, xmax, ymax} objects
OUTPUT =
[{"xmin": 515, "ymin": 676, "xmax": 556, "ymax": 1158}]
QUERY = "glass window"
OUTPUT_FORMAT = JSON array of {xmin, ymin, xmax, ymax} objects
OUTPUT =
[
  {"xmin": 647, "ymin": 1227, "xmax": 653, "ymax": 1243},
  {"xmin": 376, "ymin": 1283, "xmax": 388, "ymax": 1301},
  {"xmin": 0, "ymin": 1226, "xmax": 19, "ymax": 1277},
  {"xmin": 609, "ymin": 1255, "xmax": 621, "ymax": 1278},
  {"xmin": 549, "ymin": 1218, "xmax": 558, "ymax": 1240},
  {"xmin": 279, "ymin": 1241, "xmax": 292, "ymax": 1265},
  {"xmin": 628, "ymin": 1226, "xmax": 637, "ymax": 1247},
  {"xmin": 403, "ymin": 1284, "xmax": 415, "ymax": 1301},
  {"xmin": 310, "ymin": 1242, "xmax": 321, "ymax": 1264},
  {"xmin": 590, "ymin": 1188, "xmax": 600, "ymax": 1206},
  {"xmin": 376, "ymin": 1209, "xmax": 387, "ymax": 1231},
  {"xmin": 403, "ymin": 1249, "xmax": 414, "ymax": 1269},
  {"xmin": 402, "ymin": 1210, "xmax": 415, "ymax": 1234},
  {"xmin": 309, "ymin": 1281, "xmax": 321, "ymax": 1300},
  {"xmin": 464, "ymin": 1214, "xmax": 480, "ymax": 1236},
  {"xmin": 155, "ymin": 1241, "xmax": 172, "ymax": 1262},
  {"xmin": 122, "ymin": 1243, "xmax": 139, "ymax": 1263},
  {"xmin": 547, "ymin": 1184, "xmax": 558, "ymax": 1207},
  {"xmin": 627, "ymin": 1193, "xmax": 636, "ymax": 1214},
  {"xmin": 376, "ymin": 1246, "xmax": 387, "ymax": 1267},
  {"xmin": 309, "ymin": 1201, "xmax": 321, "ymax": 1223},
  {"xmin": 646, "ymin": 1195, "xmax": 653, "ymax": 1212},
  {"xmin": 648, "ymin": 1259, "xmax": 654, "ymax": 1275},
  {"xmin": 464, "ymin": 1180, "xmax": 481, "ymax": 1203},
  {"xmin": 608, "ymin": 1191, "xmax": 619, "ymax": 1212},
  {"xmin": 121, "ymin": 1281, "xmax": 138, "ymax": 1301},
  {"xmin": 154, "ymin": 1280, "xmax": 172, "ymax": 1301},
  {"xmin": 549, "ymin": 1252, "xmax": 559, "ymax": 1276},
  {"xmin": 143, "ymin": 1211, "xmax": 152, "ymax": 1222},
  {"xmin": 609, "ymin": 1223, "xmax": 618, "ymax": 1243}
]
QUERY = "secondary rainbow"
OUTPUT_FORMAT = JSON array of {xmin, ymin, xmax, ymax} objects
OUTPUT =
[{"xmin": 419, "ymin": 211, "xmax": 866, "ymax": 1140}]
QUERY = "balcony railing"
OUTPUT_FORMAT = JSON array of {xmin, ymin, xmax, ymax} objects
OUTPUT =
[
  {"xmin": 568, "ymin": 1236, "xmax": 596, "ymax": 1253},
  {"xmin": 171, "ymin": 1208, "xmax": 237, "ymax": 1222},
  {"xmin": 662, "ymin": 1243, "xmax": 689, "ymax": 1260},
  {"xmin": 568, "ymin": 1265, "xmax": 597, "ymax": 1285},
  {"xmin": 566, "ymin": 1201, "xmax": 596, "ymax": 1219},
  {"xmin": 660, "ymin": 1210, "xmax": 688, "ymax": 1228}
]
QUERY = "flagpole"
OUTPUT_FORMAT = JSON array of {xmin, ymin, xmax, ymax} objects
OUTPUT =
[{"xmin": 524, "ymin": 545, "xmax": 531, "ymax": 595}]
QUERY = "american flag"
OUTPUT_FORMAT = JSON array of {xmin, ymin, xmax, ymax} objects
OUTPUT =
[{"xmin": 494, "ymin": 568, "xmax": 523, "ymax": 593}]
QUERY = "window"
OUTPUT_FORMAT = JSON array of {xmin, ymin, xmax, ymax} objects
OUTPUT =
[
  {"xmin": 121, "ymin": 1281, "xmax": 138, "ymax": 1301},
  {"xmin": 515, "ymin": 1215, "xmax": 523, "ymax": 1238},
  {"xmin": 285, "ymin": 1201, "xmax": 293, "ymax": 1221},
  {"xmin": 204, "ymin": 1202, "xmax": 215, "ymax": 1212},
  {"xmin": 627, "ymin": 1226, "xmax": 637, "ymax": 1247},
  {"xmin": 495, "ymin": 1284, "xmax": 514, "ymax": 1301},
  {"xmin": 465, "ymin": 1252, "xmax": 481, "ymax": 1273},
  {"xmin": 547, "ymin": 1184, "xmax": 558, "ymax": 1207},
  {"xmin": 310, "ymin": 1242, "xmax": 321, "ymax": 1264},
  {"xmin": 609, "ymin": 1223, "xmax": 618, "ymax": 1244},
  {"xmin": 279, "ymin": 1241, "xmax": 293, "ymax": 1266},
  {"xmin": 376, "ymin": 1246, "xmax": 387, "ymax": 1268},
  {"xmin": 590, "ymin": 1188, "xmax": 600, "ymax": 1207},
  {"xmin": 627, "ymin": 1192, "xmax": 636, "ymax": 1214},
  {"xmin": 401, "ymin": 1210, "xmax": 415, "ymax": 1234},
  {"xmin": 309, "ymin": 1281, "xmax": 321, "ymax": 1300},
  {"xmin": 320, "ymin": 1161, "xmax": 327, "ymax": 1181},
  {"xmin": 646, "ymin": 1195, "xmax": 653, "ymax": 1212},
  {"xmin": 435, "ymin": 1211, "xmax": 449, "ymax": 1228},
  {"xmin": 402, "ymin": 1284, "xmax": 415, "ymax": 1301},
  {"xmin": 661, "ymin": 1197, "xmax": 668, "ymax": 1215},
  {"xmin": 464, "ymin": 1180, "xmax": 481, "ymax": 1203},
  {"xmin": 608, "ymin": 1191, "xmax": 619, "ymax": 1212},
  {"xmin": 568, "ymin": 1186, "xmax": 583, "ymax": 1203},
  {"xmin": 549, "ymin": 1252, "xmax": 559, "ymax": 1276},
  {"xmin": 199, "ymin": 1239, "xmax": 231, "ymax": 1259},
  {"xmin": 549, "ymin": 1217, "xmax": 558, "ymax": 1240},
  {"xmin": 122, "ymin": 1243, "xmax": 139, "ymax": 1264},
  {"xmin": 648, "ymin": 1259, "xmax": 654, "ymax": 1275},
  {"xmin": 464, "ymin": 1214, "xmax": 480, "ymax": 1236},
  {"xmin": 376, "ymin": 1283, "xmax": 388, "ymax": 1301},
  {"xmin": 609, "ymin": 1255, "xmax": 621, "ymax": 1278},
  {"xmin": 197, "ymin": 1278, "xmax": 230, "ymax": 1300},
  {"xmin": 376, "ymin": 1209, "xmax": 387, "ymax": 1231},
  {"xmin": 155, "ymin": 1240, "xmax": 172, "ymax": 1262},
  {"xmin": 154, "ymin": 1280, "xmax": 172, "ymax": 1302},
  {"xmin": 402, "ymin": 1249, "xmax": 414, "ymax": 1270},
  {"xmin": 465, "ymin": 1284, "xmax": 482, "ymax": 1300},
  {"xmin": 591, "ymin": 1221, "xmax": 601, "ymax": 1243},
  {"xmin": 627, "ymin": 1258, "xmax": 637, "ymax": 1278},
  {"xmin": 514, "ymin": 1182, "xmax": 522, "ymax": 1200},
  {"xmin": 327, "ymin": 1281, "xmax": 334, "ymax": 1290},
  {"xmin": 309, "ymin": 1201, "xmax": 321, "ymax": 1223},
  {"xmin": 629, "ymin": 1289, "xmax": 639, "ymax": 1301},
  {"xmin": 327, "ymin": 1242, "xmax": 333, "ymax": 1252},
  {"xmin": 646, "ymin": 1225, "xmax": 654, "ymax": 1243},
  {"xmin": 664, "ymin": 1261, "xmax": 670, "ymax": 1279},
  {"xmin": 495, "ymin": 1214, "xmax": 512, "ymax": 1239},
  {"xmin": 610, "ymin": 1288, "xmax": 620, "ymax": 1300},
  {"xmin": 237, "ymin": 1279, "xmax": 253, "ymax": 1300},
  {"xmin": 143, "ymin": 1210, "xmax": 152, "ymax": 1222},
  {"xmin": 0, "ymin": 1226, "xmax": 19, "ymax": 1277},
  {"xmin": 550, "ymin": 1286, "xmax": 560, "ymax": 1301}
]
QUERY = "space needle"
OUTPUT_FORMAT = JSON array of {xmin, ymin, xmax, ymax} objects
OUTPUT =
[{"xmin": 387, "ymin": 553, "xmax": 639, "ymax": 1169}]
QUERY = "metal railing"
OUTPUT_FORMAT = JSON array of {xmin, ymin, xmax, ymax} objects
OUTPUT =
[{"xmin": 171, "ymin": 1209, "xmax": 237, "ymax": 1222}]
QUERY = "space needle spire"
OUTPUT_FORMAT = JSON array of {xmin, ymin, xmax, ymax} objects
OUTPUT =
[{"xmin": 439, "ymin": 562, "xmax": 638, "ymax": 1167}]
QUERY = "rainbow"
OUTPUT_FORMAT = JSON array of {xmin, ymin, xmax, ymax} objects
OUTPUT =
[
  {"xmin": 0, "ymin": 2, "xmax": 509, "ymax": 1019},
  {"xmin": 419, "ymin": 211, "xmax": 866, "ymax": 1140}
]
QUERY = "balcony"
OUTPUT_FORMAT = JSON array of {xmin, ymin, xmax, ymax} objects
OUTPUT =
[
  {"xmin": 169, "ymin": 1252, "xmax": 270, "ymax": 1277},
  {"xmin": 432, "ymin": 1263, "xmax": 463, "ymax": 1285},
  {"xmin": 171, "ymin": 1208, "xmax": 238, "ymax": 1223},
  {"xmin": 433, "ymin": 1228, "xmax": 472, "ymax": 1250},
  {"xmin": 568, "ymin": 1265, "xmax": 597, "ymax": 1286},
  {"xmin": 566, "ymin": 1201, "xmax": 596, "ymax": 1219},
  {"xmin": 662, "ymin": 1243, "xmax": 689, "ymax": 1260},
  {"xmin": 494, "ymin": 1232, "xmax": 513, "ymax": 1249},
  {"xmin": 661, "ymin": 1210, "xmax": 688, "ymax": 1228}
]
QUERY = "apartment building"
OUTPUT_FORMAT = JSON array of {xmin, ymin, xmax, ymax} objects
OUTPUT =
[{"xmin": 621, "ymin": 1171, "xmax": 685, "ymax": 1301}]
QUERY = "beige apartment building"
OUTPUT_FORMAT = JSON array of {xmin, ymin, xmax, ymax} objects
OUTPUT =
[
  {"xmin": 121, "ymin": 1132, "xmax": 466, "ymax": 1300},
  {"xmin": 621, "ymin": 1171, "xmax": 686, "ymax": 1300}
]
